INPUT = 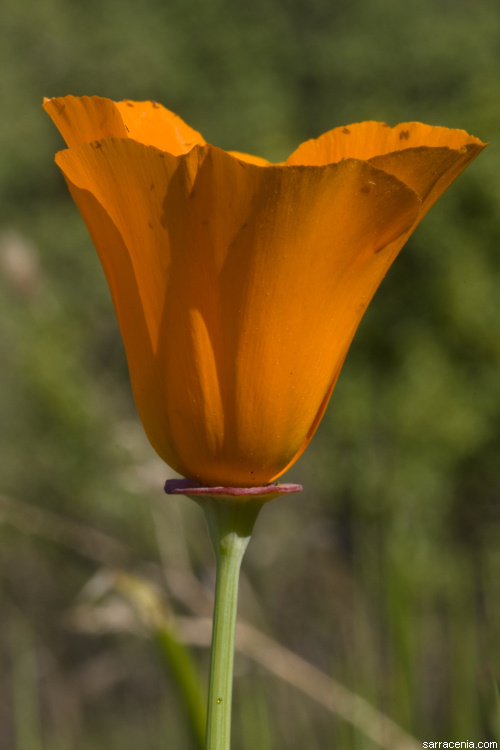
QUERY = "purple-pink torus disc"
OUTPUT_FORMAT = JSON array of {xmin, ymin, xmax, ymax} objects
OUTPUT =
[{"xmin": 164, "ymin": 478, "xmax": 302, "ymax": 497}]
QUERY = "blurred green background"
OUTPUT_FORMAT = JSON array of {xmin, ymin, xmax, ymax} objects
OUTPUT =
[{"xmin": 1, "ymin": 0, "xmax": 499, "ymax": 747}]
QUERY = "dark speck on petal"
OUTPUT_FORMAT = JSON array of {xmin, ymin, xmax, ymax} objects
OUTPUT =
[
  {"xmin": 399, "ymin": 130, "xmax": 410, "ymax": 140},
  {"xmin": 342, "ymin": 127, "xmax": 351, "ymax": 135},
  {"xmin": 360, "ymin": 181, "xmax": 375, "ymax": 194}
]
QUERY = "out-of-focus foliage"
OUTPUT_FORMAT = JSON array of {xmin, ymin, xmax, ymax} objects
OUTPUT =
[{"xmin": 0, "ymin": 0, "xmax": 499, "ymax": 747}]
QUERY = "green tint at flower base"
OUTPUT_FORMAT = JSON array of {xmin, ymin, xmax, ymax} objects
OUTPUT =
[{"xmin": 44, "ymin": 96, "xmax": 486, "ymax": 489}]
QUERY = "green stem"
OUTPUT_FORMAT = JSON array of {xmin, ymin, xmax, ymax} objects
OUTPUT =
[{"xmin": 197, "ymin": 497, "xmax": 263, "ymax": 750}]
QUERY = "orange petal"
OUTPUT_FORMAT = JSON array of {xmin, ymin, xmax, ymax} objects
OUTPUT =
[
  {"xmin": 287, "ymin": 121, "xmax": 486, "ymax": 235},
  {"xmin": 368, "ymin": 143, "xmax": 485, "ymax": 219},
  {"xmin": 286, "ymin": 120, "xmax": 485, "ymax": 166},
  {"xmin": 60, "ymin": 178, "xmax": 185, "ymax": 474},
  {"xmin": 43, "ymin": 96, "xmax": 129, "ymax": 147},
  {"xmin": 115, "ymin": 100, "xmax": 206, "ymax": 154},
  {"xmin": 55, "ymin": 139, "xmax": 421, "ymax": 486},
  {"xmin": 229, "ymin": 151, "xmax": 272, "ymax": 166},
  {"xmin": 44, "ymin": 96, "xmax": 206, "ymax": 155}
]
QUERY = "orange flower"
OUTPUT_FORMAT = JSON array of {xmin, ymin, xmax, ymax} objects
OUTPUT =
[{"xmin": 44, "ymin": 96, "xmax": 485, "ymax": 488}]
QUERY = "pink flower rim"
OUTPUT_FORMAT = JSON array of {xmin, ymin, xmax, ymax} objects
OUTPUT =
[{"xmin": 164, "ymin": 478, "xmax": 302, "ymax": 497}]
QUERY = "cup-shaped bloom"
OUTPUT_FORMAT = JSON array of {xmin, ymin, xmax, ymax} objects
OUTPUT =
[{"xmin": 44, "ymin": 96, "xmax": 485, "ymax": 488}]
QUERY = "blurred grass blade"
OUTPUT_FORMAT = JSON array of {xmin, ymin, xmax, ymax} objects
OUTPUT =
[
  {"xmin": 492, "ymin": 679, "xmax": 500, "ymax": 742},
  {"xmin": 238, "ymin": 679, "xmax": 275, "ymax": 750},
  {"xmin": 10, "ymin": 609, "xmax": 43, "ymax": 750},
  {"xmin": 112, "ymin": 572, "xmax": 206, "ymax": 750},
  {"xmin": 155, "ymin": 625, "xmax": 206, "ymax": 749}
]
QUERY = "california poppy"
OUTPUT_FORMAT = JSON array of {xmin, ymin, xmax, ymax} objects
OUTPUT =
[{"xmin": 44, "ymin": 96, "xmax": 485, "ymax": 489}]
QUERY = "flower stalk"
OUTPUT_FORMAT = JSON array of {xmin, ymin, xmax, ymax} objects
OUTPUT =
[
  {"xmin": 198, "ymin": 497, "xmax": 264, "ymax": 750},
  {"xmin": 165, "ymin": 480, "xmax": 301, "ymax": 748}
]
